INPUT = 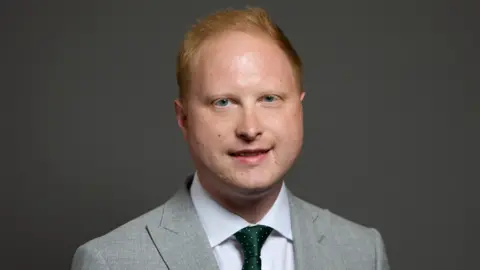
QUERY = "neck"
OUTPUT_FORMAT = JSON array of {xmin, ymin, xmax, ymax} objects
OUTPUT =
[{"xmin": 197, "ymin": 173, "xmax": 283, "ymax": 224}]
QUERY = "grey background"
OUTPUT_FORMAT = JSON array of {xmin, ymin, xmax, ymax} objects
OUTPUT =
[{"xmin": 3, "ymin": 0, "xmax": 478, "ymax": 269}]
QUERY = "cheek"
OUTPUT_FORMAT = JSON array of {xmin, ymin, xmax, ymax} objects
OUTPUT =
[
  {"xmin": 264, "ymin": 108, "xmax": 303, "ymax": 140},
  {"xmin": 188, "ymin": 114, "xmax": 231, "ymax": 149}
]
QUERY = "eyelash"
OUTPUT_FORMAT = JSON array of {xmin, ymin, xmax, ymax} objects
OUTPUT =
[
  {"xmin": 212, "ymin": 95, "xmax": 281, "ymax": 107},
  {"xmin": 262, "ymin": 95, "xmax": 279, "ymax": 102},
  {"xmin": 213, "ymin": 98, "xmax": 231, "ymax": 107}
]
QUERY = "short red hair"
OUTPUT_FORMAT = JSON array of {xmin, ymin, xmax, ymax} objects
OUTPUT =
[{"xmin": 176, "ymin": 7, "xmax": 303, "ymax": 100}]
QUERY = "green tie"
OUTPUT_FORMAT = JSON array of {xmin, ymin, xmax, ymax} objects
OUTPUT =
[{"xmin": 234, "ymin": 225, "xmax": 273, "ymax": 270}]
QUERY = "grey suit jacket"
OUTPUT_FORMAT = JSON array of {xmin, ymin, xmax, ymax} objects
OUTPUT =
[{"xmin": 71, "ymin": 175, "xmax": 390, "ymax": 270}]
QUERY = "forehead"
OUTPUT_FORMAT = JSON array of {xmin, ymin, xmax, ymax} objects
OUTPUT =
[{"xmin": 192, "ymin": 31, "xmax": 296, "ymax": 91}]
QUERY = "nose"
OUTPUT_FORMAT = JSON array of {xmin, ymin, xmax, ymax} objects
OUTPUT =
[{"xmin": 236, "ymin": 109, "xmax": 262, "ymax": 142}]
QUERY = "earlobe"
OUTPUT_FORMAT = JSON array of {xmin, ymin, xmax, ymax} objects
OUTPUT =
[{"xmin": 300, "ymin": 92, "xmax": 306, "ymax": 102}]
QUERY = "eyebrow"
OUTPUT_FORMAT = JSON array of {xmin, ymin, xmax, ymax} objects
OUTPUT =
[{"xmin": 210, "ymin": 87, "xmax": 290, "ymax": 96}]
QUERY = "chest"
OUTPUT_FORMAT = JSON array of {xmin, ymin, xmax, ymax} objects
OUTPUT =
[{"xmin": 213, "ymin": 236, "xmax": 295, "ymax": 270}]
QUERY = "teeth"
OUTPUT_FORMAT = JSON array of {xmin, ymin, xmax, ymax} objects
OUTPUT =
[
  {"xmin": 236, "ymin": 150, "xmax": 267, "ymax": 156},
  {"xmin": 240, "ymin": 152, "xmax": 258, "ymax": 156}
]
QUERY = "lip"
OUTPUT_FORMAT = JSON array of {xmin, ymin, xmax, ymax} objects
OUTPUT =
[
  {"xmin": 228, "ymin": 148, "xmax": 270, "ymax": 154},
  {"xmin": 228, "ymin": 148, "xmax": 272, "ymax": 166}
]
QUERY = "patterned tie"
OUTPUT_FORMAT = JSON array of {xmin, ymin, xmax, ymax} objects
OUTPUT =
[{"xmin": 234, "ymin": 225, "xmax": 273, "ymax": 270}]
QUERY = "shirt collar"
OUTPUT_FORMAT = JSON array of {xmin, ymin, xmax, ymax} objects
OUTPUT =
[{"xmin": 190, "ymin": 172, "xmax": 292, "ymax": 248}]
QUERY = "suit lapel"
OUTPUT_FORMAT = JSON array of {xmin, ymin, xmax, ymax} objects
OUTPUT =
[
  {"xmin": 146, "ymin": 177, "xmax": 345, "ymax": 270},
  {"xmin": 146, "ymin": 176, "xmax": 219, "ymax": 270},
  {"xmin": 288, "ymin": 190, "xmax": 346, "ymax": 270}
]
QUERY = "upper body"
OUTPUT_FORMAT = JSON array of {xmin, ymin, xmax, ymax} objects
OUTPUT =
[
  {"xmin": 72, "ymin": 6, "xmax": 390, "ymax": 270},
  {"xmin": 71, "ymin": 174, "xmax": 389, "ymax": 270}
]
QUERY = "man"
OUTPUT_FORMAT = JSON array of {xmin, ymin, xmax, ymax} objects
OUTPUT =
[{"xmin": 72, "ymin": 7, "xmax": 390, "ymax": 270}]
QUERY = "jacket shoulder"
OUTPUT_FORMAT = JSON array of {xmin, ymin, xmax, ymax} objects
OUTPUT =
[{"xmin": 71, "ymin": 203, "xmax": 168, "ymax": 269}]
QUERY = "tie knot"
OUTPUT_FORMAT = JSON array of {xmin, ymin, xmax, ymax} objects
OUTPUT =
[{"xmin": 234, "ymin": 225, "xmax": 273, "ymax": 259}]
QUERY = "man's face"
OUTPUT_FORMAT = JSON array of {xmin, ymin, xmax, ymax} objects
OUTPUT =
[{"xmin": 175, "ymin": 31, "xmax": 305, "ymax": 194}]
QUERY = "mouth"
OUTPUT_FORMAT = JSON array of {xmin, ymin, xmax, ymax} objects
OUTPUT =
[
  {"xmin": 228, "ymin": 148, "xmax": 272, "ymax": 165},
  {"xmin": 228, "ymin": 148, "xmax": 271, "ymax": 157}
]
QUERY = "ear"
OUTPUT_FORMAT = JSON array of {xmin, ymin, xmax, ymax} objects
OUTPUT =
[
  {"xmin": 174, "ymin": 99, "xmax": 188, "ymax": 140},
  {"xmin": 300, "ymin": 91, "xmax": 306, "ymax": 102}
]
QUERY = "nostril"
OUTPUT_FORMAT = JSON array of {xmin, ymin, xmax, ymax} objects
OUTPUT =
[{"xmin": 237, "ymin": 130, "xmax": 262, "ymax": 141}]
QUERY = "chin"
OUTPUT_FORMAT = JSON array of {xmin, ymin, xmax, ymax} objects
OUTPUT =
[{"xmin": 229, "ymin": 172, "xmax": 282, "ymax": 194}]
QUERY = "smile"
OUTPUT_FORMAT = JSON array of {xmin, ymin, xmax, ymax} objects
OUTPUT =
[{"xmin": 228, "ymin": 148, "xmax": 271, "ymax": 165}]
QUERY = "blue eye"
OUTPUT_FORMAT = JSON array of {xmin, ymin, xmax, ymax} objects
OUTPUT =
[
  {"xmin": 213, "ymin": 98, "xmax": 231, "ymax": 107},
  {"xmin": 263, "ymin": 95, "xmax": 278, "ymax": 102}
]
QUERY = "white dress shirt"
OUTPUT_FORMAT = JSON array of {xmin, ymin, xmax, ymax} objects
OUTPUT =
[{"xmin": 190, "ymin": 173, "xmax": 295, "ymax": 270}]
